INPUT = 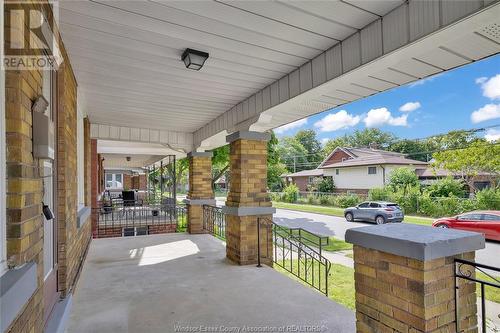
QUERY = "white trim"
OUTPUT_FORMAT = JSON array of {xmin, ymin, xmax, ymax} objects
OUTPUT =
[
  {"xmin": 76, "ymin": 103, "xmax": 85, "ymax": 207},
  {"xmin": 0, "ymin": 0, "xmax": 7, "ymax": 277}
]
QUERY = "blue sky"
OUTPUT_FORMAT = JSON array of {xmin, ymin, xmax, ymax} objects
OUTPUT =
[{"xmin": 274, "ymin": 54, "xmax": 500, "ymax": 144}]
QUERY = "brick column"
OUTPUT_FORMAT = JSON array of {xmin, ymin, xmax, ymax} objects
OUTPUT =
[
  {"xmin": 346, "ymin": 224, "xmax": 485, "ymax": 333},
  {"xmin": 223, "ymin": 131, "xmax": 275, "ymax": 265},
  {"xmin": 185, "ymin": 152, "xmax": 215, "ymax": 234}
]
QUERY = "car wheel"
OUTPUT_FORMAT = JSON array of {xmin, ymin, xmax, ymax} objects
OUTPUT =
[
  {"xmin": 375, "ymin": 215, "xmax": 386, "ymax": 225},
  {"xmin": 345, "ymin": 212, "xmax": 354, "ymax": 222},
  {"xmin": 436, "ymin": 224, "xmax": 449, "ymax": 229}
]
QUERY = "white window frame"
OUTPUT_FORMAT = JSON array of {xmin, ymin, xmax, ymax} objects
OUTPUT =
[
  {"xmin": 0, "ymin": 0, "xmax": 7, "ymax": 276},
  {"xmin": 105, "ymin": 173, "xmax": 123, "ymax": 189}
]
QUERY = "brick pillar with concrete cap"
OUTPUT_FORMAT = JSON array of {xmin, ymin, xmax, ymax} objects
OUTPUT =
[
  {"xmin": 345, "ymin": 223, "xmax": 485, "ymax": 333},
  {"xmin": 185, "ymin": 151, "xmax": 215, "ymax": 234},
  {"xmin": 223, "ymin": 131, "xmax": 275, "ymax": 265}
]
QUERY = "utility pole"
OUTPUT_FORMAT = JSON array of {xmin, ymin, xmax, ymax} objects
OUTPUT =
[{"xmin": 293, "ymin": 156, "xmax": 296, "ymax": 173}]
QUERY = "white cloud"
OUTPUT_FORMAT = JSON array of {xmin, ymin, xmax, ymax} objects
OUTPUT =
[
  {"xmin": 363, "ymin": 107, "xmax": 408, "ymax": 128},
  {"xmin": 314, "ymin": 110, "xmax": 360, "ymax": 132},
  {"xmin": 484, "ymin": 128, "xmax": 500, "ymax": 142},
  {"xmin": 274, "ymin": 118, "xmax": 307, "ymax": 134},
  {"xmin": 320, "ymin": 138, "xmax": 329, "ymax": 146},
  {"xmin": 399, "ymin": 101, "xmax": 421, "ymax": 112},
  {"xmin": 471, "ymin": 103, "xmax": 500, "ymax": 123},
  {"xmin": 477, "ymin": 74, "xmax": 500, "ymax": 100}
]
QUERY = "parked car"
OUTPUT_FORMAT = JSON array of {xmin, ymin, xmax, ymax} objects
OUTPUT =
[
  {"xmin": 344, "ymin": 201, "xmax": 404, "ymax": 224},
  {"xmin": 432, "ymin": 211, "xmax": 500, "ymax": 241}
]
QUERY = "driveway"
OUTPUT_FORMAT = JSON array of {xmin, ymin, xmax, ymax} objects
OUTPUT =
[{"xmin": 273, "ymin": 208, "xmax": 500, "ymax": 269}]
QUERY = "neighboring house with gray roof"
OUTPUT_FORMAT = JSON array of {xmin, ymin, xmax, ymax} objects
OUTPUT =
[{"xmin": 283, "ymin": 147, "xmax": 428, "ymax": 194}]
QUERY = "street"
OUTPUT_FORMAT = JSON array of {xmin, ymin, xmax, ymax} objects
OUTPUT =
[{"xmin": 273, "ymin": 208, "xmax": 500, "ymax": 268}]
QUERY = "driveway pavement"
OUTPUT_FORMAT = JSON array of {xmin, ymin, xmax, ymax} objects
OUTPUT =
[{"xmin": 273, "ymin": 208, "xmax": 500, "ymax": 269}]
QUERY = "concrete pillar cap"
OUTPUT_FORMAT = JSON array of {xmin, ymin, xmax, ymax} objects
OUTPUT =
[
  {"xmin": 226, "ymin": 131, "xmax": 271, "ymax": 143},
  {"xmin": 345, "ymin": 224, "xmax": 485, "ymax": 261}
]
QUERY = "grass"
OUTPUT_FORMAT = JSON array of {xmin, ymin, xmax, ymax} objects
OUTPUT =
[
  {"xmin": 272, "ymin": 201, "xmax": 434, "ymax": 226},
  {"xmin": 276, "ymin": 225, "xmax": 352, "ymax": 252},
  {"xmin": 476, "ymin": 272, "xmax": 500, "ymax": 304},
  {"xmin": 274, "ymin": 260, "xmax": 356, "ymax": 310}
]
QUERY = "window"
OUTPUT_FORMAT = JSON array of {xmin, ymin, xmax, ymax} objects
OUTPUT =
[
  {"xmin": 308, "ymin": 176, "xmax": 315, "ymax": 184},
  {"xmin": 369, "ymin": 202, "xmax": 380, "ymax": 208},
  {"xmin": 105, "ymin": 173, "xmax": 123, "ymax": 189},
  {"xmin": 482, "ymin": 214, "xmax": 499, "ymax": 221},
  {"xmin": 458, "ymin": 214, "xmax": 482, "ymax": 221},
  {"xmin": 335, "ymin": 169, "xmax": 339, "ymax": 175},
  {"xmin": 358, "ymin": 202, "xmax": 369, "ymax": 208},
  {"xmin": 368, "ymin": 167, "xmax": 377, "ymax": 175}
]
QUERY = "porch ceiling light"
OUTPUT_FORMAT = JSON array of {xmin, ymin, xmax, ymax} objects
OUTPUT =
[{"xmin": 181, "ymin": 48, "xmax": 209, "ymax": 71}]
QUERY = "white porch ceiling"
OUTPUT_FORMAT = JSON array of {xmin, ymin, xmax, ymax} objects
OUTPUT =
[
  {"xmin": 102, "ymin": 153, "xmax": 163, "ymax": 169},
  {"xmin": 58, "ymin": 0, "xmax": 404, "ymax": 133}
]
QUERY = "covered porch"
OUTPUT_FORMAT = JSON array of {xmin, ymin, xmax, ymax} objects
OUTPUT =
[{"xmin": 66, "ymin": 233, "xmax": 355, "ymax": 333}]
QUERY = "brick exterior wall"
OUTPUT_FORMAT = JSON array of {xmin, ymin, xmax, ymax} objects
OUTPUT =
[
  {"xmin": 187, "ymin": 155, "xmax": 213, "ymax": 234},
  {"xmin": 226, "ymin": 138, "xmax": 273, "ymax": 265},
  {"xmin": 123, "ymin": 174, "xmax": 132, "ymax": 190},
  {"xmin": 291, "ymin": 176, "xmax": 309, "ymax": 191},
  {"xmin": 322, "ymin": 149, "xmax": 352, "ymax": 166},
  {"xmin": 353, "ymin": 246, "xmax": 477, "ymax": 333},
  {"xmin": 4, "ymin": 2, "xmax": 91, "ymax": 331},
  {"xmin": 90, "ymin": 139, "xmax": 98, "ymax": 237}
]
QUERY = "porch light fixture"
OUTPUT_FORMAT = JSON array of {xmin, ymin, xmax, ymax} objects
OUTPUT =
[{"xmin": 181, "ymin": 48, "xmax": 209, "ymax": 71}]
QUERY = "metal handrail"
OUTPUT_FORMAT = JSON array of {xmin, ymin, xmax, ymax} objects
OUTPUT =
[
  {"xmin": 203, "ymin": 205, "xmax": 226, "ymax": 240},
  {"xmin": 258, "ymin": 217, "xmax": 331, "ymax": 296},
  {"xmin": 454, "ymin": 258, "xmax": 500, "ymax": 333}
]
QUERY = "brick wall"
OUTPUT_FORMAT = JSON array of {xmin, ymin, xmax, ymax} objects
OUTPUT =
[
  {"xmin": 90, "ymin": 139, "xmax": 98, "ymax": 237},
  {"xmin": 322, "ymin": 149, "xmax": 352, "ymax": 166},
  {"xmin": 5, "ymin": 2, "xmax": 47, "ymax": 331},
  {"xmin": 187, "ymin": 155, "xmax": 213, "ymax": 234},
  {"xmin": 123, "ymin": 174, "xmax": 132, "ymax": 190},
  {"xmin": 353, "ymin": 246, "xmax": 477, "ymax": 332},
  {"xmin": 226, "ymin": 138, "xmax": 273, "ymax": 265},
  {"xmin": 4, "ymin": 2, "xmax": 91, "ymax": 331},
  {"xmin": 56, "ymin": 54, "xmax": 91, "ymax": 296}
]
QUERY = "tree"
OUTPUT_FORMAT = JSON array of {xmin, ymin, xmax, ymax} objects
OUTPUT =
[
  {"xmin": 317, "ymin": 176, "xmax": 335, "ymax": 193},
  {"xmin": 432, "ymin": 141, "xmax": 500, "ymax": 193},
  {"xmin": 389, "ymin": 139, "xmax": 437, "ymax": 162},
  {"xmin": 426, "ymin": 177, "xmax": 466, "ymax": 198},
  {"xmin": 347, "ymin": 128, "xmax": 396, "ymax": 148},
  {"xmin": 428, "ymin": 130, "xmax": 478, "ymax": 150},
  {"xmin": 295, "ymin": 129, "xmax": 323, "ymax": 166},
  {"xmin": 211, "ymin": 145, "xmax": 230, "ymax": 189},
  {"xmin": 276, "ymin": 137, "xmax": 309, "ymax": 172},
  {"xmin": 267, "ymin": 131, "xmax": 287, "ymax": 190},
  {"xmin": 388, "ymin": 167, "xmax": 419, "ymax": 194},
  {"xmin": 322, "ymin": 136, "xmax": 349, "ymax": 158}
]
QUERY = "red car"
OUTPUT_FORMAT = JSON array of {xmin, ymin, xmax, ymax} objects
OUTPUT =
[{"xmin": 432, "ymin": 211, "xmax": 500, "ymax": 241}]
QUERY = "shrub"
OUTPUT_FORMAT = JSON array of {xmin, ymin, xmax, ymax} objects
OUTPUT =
[
  {"xmin": 388, "ymin": 167, "xmax": 419, "ymax": 193},
  {"xmin": 426, "ymin": 177, "xmax": 466, "ymax": 198},
  {"xmin": 319, "ymin": 194, "xmax": 330, "ymax": 205},
  {"xmin": 368, "ymin": 188, "xmax": 390, "ymax": 201},
  {"xmin": 269, "ymin": 192, "xmax": 281, "ymax": 202},
  {"xmin": 337, "ymin": 194, "xmax": 360, "ymax": 208},
  {"xmin": 475, "ymin": 188, "xmax": 500, "ymax": 210},
  {"xmin": 282, "ymin": 184, "xmax": 299, "ymax": 203},
  {"xmin": 317, "ymin": 177, "xmax": 335, "ymax": 193}
]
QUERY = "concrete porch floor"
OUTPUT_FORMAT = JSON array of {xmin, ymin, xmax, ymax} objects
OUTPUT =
[{"xmin": 66, "ymin": 233, "xmax": 354, "ymax": 333}]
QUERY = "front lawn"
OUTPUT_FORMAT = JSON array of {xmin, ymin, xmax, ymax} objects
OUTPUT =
[
  {"xmin": 273, "ymin": 201, "xmax": 434, "ymax": 226},
  {"xmin": 277, "ymin": 225, "xmax": 352, "ymax": 252},
  {"xmin": 274, "ymin": 261, "xmax": 355, "ymax": 310}
]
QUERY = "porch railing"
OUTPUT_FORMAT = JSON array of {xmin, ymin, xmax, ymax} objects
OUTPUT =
[
  {"xmin": 93, "ymin": 200, "xmax": 186, "ymax": 238},
  {"xmin": 454, "ymin": 258, "xmax": 500, "ymax": 332},
  {"xmin": 203, "ymin": 205, "xmax": 226, "ymax": 240},
  {"xmin": 257, "ymin": 217, "xmax": 331, "ymax": 296}
]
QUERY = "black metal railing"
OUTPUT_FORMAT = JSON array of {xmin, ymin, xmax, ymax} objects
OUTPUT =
[
  {"xmin": 203, "ymin": 205, "xmax": 226, "ymax": 240},
  {"xmin": 283, "ymin": 227, "xmax": 329, "ymax": 256},
  {"xmin": 94, "ymin": 200, "xmax": 186, "ymax": 238},
  {"xmin": 258, "ymin": 217, "xmax": 331, "ymax": 296},
  {"xmin": 454, "ymin": 258, "xmax": 500, "ymax": 332}
]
